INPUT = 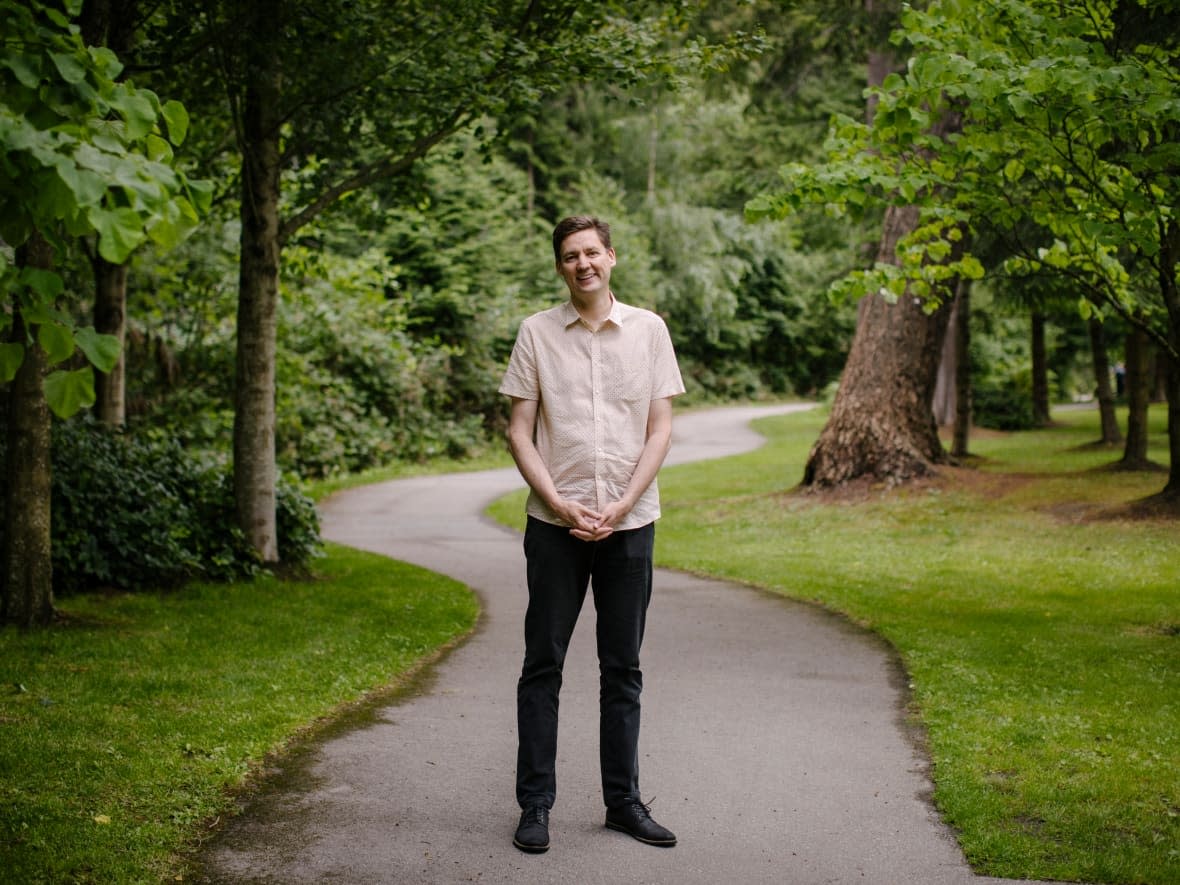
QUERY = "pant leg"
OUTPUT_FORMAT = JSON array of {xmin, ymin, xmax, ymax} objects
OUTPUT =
[
  {"xmin": 516, "ymin": 517, "xmax": 592, "ymax": 809},
  {"xmin": 590, "ymin": 522, "xmax": 655, "ymax": 808}
]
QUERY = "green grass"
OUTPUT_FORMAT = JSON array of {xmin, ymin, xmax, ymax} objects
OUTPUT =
[
  {"xmin": 0, "ymin": 543, "xmax": 479, "ymax": 884},
  {"xmin": 488, "ymin": 406, "xmax": 1179, "ymax": 884}
]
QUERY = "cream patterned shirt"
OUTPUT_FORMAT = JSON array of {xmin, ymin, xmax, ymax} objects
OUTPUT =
[{"xmin": 499, "ymin": 297, "xmax": 685, "ymax": 530}]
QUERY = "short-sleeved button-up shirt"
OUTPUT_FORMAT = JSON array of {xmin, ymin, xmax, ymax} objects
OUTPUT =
[{"xmin": 499, "ymin": 296, "xmax": 685, "ymax": 531}]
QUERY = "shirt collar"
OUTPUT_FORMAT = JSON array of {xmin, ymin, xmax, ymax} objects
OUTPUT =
[{"xmin": 561, "ymin": 293, "xmax": 624, "ymax": 329}]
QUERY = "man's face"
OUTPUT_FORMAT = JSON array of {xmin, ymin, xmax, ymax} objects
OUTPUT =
[{"xmin": 556, "ymin": 228, "xmax": 616, "ymax": 300}]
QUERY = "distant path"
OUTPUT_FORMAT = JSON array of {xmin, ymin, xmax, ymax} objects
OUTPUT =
[{"xmin": 200, "ymin": 404, "xmax": 1057, "ymax": 884}]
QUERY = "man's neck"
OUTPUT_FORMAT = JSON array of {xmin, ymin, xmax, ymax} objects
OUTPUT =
[{"xmin": 570, "ymin": 290, "xmax": 614, "ymax": 330}]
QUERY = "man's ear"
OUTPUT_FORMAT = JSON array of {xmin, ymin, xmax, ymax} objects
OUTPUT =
[{"xmin": 608, "ymin": 249, "xmax": 617, "ymax": 266}]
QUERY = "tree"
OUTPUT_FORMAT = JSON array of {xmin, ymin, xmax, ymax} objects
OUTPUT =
[
  {"xmin": 1, "ymin": 0, "xmax": 206, "ymax": 625},
  {"xmin": 750, "ymin": 0, "xmax": 1180, "ymax": 500},
  {"xmin": 78, "ymin": 0, "xmax": 140, "ymax": 428},
  {"xmin": 145, "ymin": 0, "xmax": 729, "ymax": 561}
]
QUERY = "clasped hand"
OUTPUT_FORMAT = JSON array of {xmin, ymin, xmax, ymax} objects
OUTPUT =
[{"xmin": 560, "ymin": 500, "xmax": 628, "ymax": 542}]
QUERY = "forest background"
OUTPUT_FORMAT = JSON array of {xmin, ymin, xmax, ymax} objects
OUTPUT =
[
  {"xmin": 9, "ymin": 0, "xmax": 1172, "ymax": 620},
  {"xmin": 1, "ymin": 5, "xmax": 1175, "ymax": 622}
]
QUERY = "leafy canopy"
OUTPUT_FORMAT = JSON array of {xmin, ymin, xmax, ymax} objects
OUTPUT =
[
  {"xmin": 0, "ymin": 0, "xmax": 210, "ymax": 416},
  {"xmin": 748, "ymin": 0, "xmax": 1180, "ymax": 356}
]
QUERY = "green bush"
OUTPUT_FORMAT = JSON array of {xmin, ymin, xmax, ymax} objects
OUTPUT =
[
  {"xmin": 973, "ymin": 379, "xmax": 1035, "ymax": 430},
  {"xmin": 0, "ymin": 420, "xmax": 321, "ymax": 594}
]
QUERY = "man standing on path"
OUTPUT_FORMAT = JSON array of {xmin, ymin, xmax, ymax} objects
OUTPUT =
[{"xmin": 499, "ymin": 216, "xmax": 685, "ymax": 855}]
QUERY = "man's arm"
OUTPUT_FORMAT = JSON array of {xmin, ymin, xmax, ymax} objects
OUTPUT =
[
  {"xmin": 587, "ymin": 396, "xmax": 675, "ymax": 540},
  {"xmin": 506, "ymin": 396, "xmax": 604, "ymax": 536}
]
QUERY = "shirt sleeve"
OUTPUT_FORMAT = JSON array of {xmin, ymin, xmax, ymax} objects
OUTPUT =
[
  {"xmin": 651, "ymin": 318, "xmax": 686, "ymax": 401},
  {"xmin": 499, "ymin": 319, "xmax": 540, "ymax": 400}
]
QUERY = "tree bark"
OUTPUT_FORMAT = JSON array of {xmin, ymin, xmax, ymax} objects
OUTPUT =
[
  {"xmin": 3, "ymin": 234, "xmax": 55, "ymax": 627},
  {"xmin": 1030, "ymin": 310, "xmax": 1051, "ymax": 427},
  {"xmin": 1088, "ymin": 317, "xmax": 1122, "ymax": 445},
  {"xmin": 82, "ymin": 0, "xmax": 137, "ymax": 430},
  {"xmin": 233, "ymin": 0, "xmax": 283, "ymax": 562},
  {"xmin": 1157, "ymin": 217, "xmax": 1180, "ymax": 498},
  {"xmin": 931, "ymin": 295, "xmax": 957, "ymax": 427},
  {"xmin": 952, "ymin": 279, "xmax": 972, "ymax": 458},
  {"xmin": 1118, "ymin": 323, "xmax": 1153, "ymax": 469},
  {"xmin": 93, "ymin": 256, "xmax": 128, "ymax": 427},
  {"xmin": 803, "ymin": 204, "xmax": 953, "ymax": 487}
]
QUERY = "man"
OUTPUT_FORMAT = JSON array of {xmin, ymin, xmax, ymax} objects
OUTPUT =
[{"xmin": 499, "ymin": 215, "xmax": 685, "ymax": 854}]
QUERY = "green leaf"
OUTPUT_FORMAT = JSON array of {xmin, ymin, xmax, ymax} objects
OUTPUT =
[
  {"xmin": 161, "ymin": 100, "xmax": 189, "ymax": 145},
  {"xmin": 144, "ymin": 133, "xmax": 173, "ymax": 163},
  {"xmin": 49, "ymin": 52, "xmax": 87, "ymax": 85},
  {"xmin": 0, "ymin": 343, "xmax": 25, "ymax": 383},
  {"xmin": 114, "ymin": 89, "xmax": 157, "ymax": 141},
  {"xmin": 19, "ymin": 268, "xmax": 65, "ymax": 301},
  {"xmin": 89, "ymin": 206, "xmax": 147, "ymax": 263},
  {"xmin": 44, "ymin": 367, "xmax": 96, "ymax": 419},
  {"xmin": 74, "ymin": 326, "xmax": 121, "ymax": 373},
  {"xmin": 3, "ymin": 53, "xmax": 43, "ymax": 89},
  {"xmin": 38, "ymin": 323, "xmax": 75, "ymax": 366}
]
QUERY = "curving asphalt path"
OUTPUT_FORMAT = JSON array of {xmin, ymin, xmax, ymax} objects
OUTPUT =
[{"xmin": 199, "ymin": 404, "xmax": 1060, "ymax": 885}]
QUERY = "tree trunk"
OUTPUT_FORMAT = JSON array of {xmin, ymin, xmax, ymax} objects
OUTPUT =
[
  {"xmin": 952, "ymin": 278, "xmax": 971, "ymax": 458},
  {"xmin": 233, "ymin": 0, "xmax": 283, "ymax": 562},
  {"xmin": 82, "ymin": 0, "xmax": 137, "ymax": 430},
  {"xmin": 1118, "ymin": 323, "xmax": 1153, "ymax": 469},
  {"xmin": 931, "ymin": 294, "xmax": 957, "ymax": 427},
  {"xmin": 803, "ymin": 204, "xmax": 953, "ymax": 487},
  {"xmin": 1156, "ymin": 217, "xmax": 1180, "ymax": 498},
  {"xmin": 1164, "ymin": 352, "xmax": 1180, "ymax": 498},
  {"xmin": 1031, "ymin": 310, "xmax": 1051, "ymax": 427},
  {"xmin": 3, "ymin": 234, "xmax": 55, "ymax": 627},
  {"xmin": 93, "ymin": 256, "xmax": 128, "ymax": 427},
  {"xmin": 1088, "ymin": 317, "xmax": 1122, "ymax": 445}
]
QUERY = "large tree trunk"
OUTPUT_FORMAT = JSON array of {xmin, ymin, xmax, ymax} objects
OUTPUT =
[
  {"xmin": 1118, "ymin": 323, "xmax": 1153, "ymax": 469},
  {"xmin": 803, "ymin": 204, "xmax": 953, "ymax": 487},
  {"xmin": 1031, "ymin": 310, "xmax": 1051, "ymax": 427},
  {"xmin": 233, "ymin": 0, "xmax": 283, "ymax": 562},
  {"xmin": 93, "ymin": 256, "xmax": 128, "ymax": 427},
  {"xmin": 952, "ymin": 278, "xmax": 972, "ymax": 458},
  {"xmin": 1088, "ymin": 317, "xmax": 1122, "ymax": 445},
  {"xmin": 3, "ymin": 234, "xmax": 55, "ymax": 627}
]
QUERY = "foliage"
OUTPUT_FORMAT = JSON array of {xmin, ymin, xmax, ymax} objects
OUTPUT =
[
  {"xmin": 0, "ymin": 419, "xmax": 320, "ymax": 592},
  {"xmin": 0, "ymin": 0, "xmax": 208, "ymax": 417},
  {"xmin": 0, "ymin": 543, "xmax": 479, "ymax": 883},
  {"xmin": 747, "ymin": 0, "xmax": 1180, "ymax": 349}
]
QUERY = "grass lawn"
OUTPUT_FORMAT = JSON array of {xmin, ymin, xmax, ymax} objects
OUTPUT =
[
  {"xmin": 487, "ymin": 405, "xmax": 1179, "ymax": 884},
  {"xmin": 0, "ymin": 543, "xmax": 479, "ymax": 884}
]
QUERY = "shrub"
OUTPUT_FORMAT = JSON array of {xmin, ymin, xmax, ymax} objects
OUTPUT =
[{"xmin": 0, "ymin": 420, "xmax": 321, "ymax": 594}]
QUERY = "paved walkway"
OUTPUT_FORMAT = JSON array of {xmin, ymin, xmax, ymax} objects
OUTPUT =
[{"xmin": 199, "ymin": 405, "xmax": 1055, "ymax": 884}]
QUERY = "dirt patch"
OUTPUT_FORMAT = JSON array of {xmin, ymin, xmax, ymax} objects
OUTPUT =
[
  {"xmin": 784, "ymin": 465, "xmax": 1178, "ymax": 524},
  {"xmin": 784, "ymin": 464, "xmax": 1037, "ymax": 506}
]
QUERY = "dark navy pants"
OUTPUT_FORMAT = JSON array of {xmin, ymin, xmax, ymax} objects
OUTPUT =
[{"xmin": 516, "ymin": 516, "xmax": 655, "ymax": 811}]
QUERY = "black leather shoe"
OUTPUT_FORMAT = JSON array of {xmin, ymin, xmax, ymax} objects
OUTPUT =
[
  {"xmin": 513, "ymin": 804, "xmax": 550, "ymax": 853},
  {"xmin": 605, "ymin": 798, "xmax": 676, "ymax": 847}
]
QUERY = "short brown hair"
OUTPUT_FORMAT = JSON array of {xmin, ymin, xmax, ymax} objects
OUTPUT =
[{"xmin": 552, "ymin": 216, "xmax": 612, "ymax": 262}]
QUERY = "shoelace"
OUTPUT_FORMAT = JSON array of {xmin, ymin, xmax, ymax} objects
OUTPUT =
[{"xmin": 524, "ymin": 805, "xmax": 548, "ymax": 826}]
